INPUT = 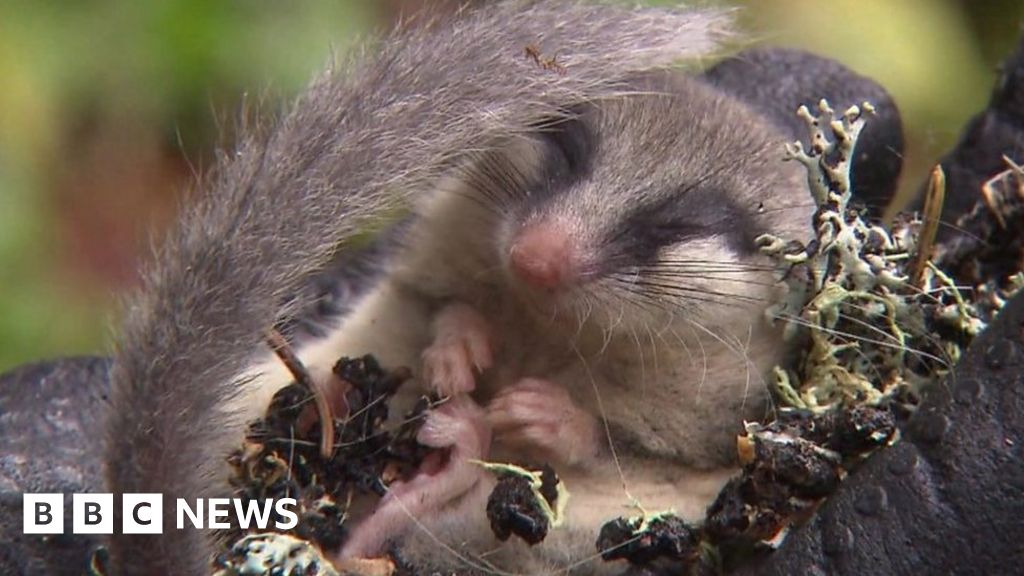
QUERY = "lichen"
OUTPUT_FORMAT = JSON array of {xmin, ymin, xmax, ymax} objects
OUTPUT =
[
  {"xmin": 760, "ymin": 99, "xmax": 986, "ymax": 414},
  {"xmin": 214, "ymin": 533, "xmax": 339, "ymax": 576}
]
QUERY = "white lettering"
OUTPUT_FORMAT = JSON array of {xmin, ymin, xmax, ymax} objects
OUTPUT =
[
  {"xmin": 274, "ymin": 498, "xmax": 298, "ymax": 530},
  {"xmin": 176, "ymin": 498, "xmax": 204, "ymax": 529},
  {"xmin": 207, "ymin": 498, "xmax": 231, "ymax": 529},
  {"xmin": 233, "ymin": 499, "xmax": 274, "ymax": 530}
]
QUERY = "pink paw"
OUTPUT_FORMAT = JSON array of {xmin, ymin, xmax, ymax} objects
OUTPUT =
[
  {"xmin": 421, "ymin": 303, "xmax": 493, "ymax": 396},
  {"xmin": 488, "ymin": 378, "xmax": 603, "ymax": 467},
  {"xmin": 416, "ymin": 395, "xmax": 492, "ymax": 455},
  {"xmin": 338, "ymin": 396, "xmax": 492, "ymax": 559}
]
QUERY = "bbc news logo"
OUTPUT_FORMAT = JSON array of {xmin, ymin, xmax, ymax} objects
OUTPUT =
[{"xmin": 23, "ymin": 494, "xmax": 298, "ymax": 534}]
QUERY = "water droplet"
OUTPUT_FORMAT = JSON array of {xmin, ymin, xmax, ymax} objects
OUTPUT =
[
  {"xmin": 823, "ymin": 525, "xmax": 854, "ymax": 557},
  {"xmin": 913, "ymin": 412, "xmax": 950, "ymax": 445},
  {"xmin": 804, "ymin": 565, "xmax": 828, "ymax": 576},
  {"xmin": 854, "ymin": 486, "xmax": 888, "ymax": 517},
  {"xmin": 886, "ymin": 448, "xmax": 918, "ymax": 476},
  {"xmin": 953, "ymin": 378, "xmax": 983, "ymax": 405},
  {"xmin": 984, "ymin": 340, "xmax": 1016, "ymax": 369}
]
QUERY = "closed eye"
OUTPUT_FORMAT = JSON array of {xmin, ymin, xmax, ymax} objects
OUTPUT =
[
  {"xmin": 637, "ymin": 221, "xmax": 706, "ymax": 251},
  {"xmin": 603, "ymin": 181, "xmax": 762, "ymax": 268},
  {"xmin": 532, "ymin": 110, "xmax": 596, "ymax": 184},
  {"xmin": 604, "ymin": 216, "xmax": 707, "ymax": 267}
]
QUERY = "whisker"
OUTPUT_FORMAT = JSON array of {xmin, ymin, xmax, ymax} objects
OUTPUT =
[
  {"xmin": 566, "ymin": 533, "xmax": 647, "ymax": 575},
  {"xmin": 639, "ymin": 271, "xmax": 778, "ymax": 288},
  {"xmin": 649, "ymin": 259, "xmax": 776, "ymax": 270},
  {"xmin": 623, "ymin": 280, "xmax": 767, "ymax": 305},
  {"xmin": 630, "ymin": 324, "xmax": 647, "ymax": 392},
  {"xmin": 606, "ymin": 282, "xmax": 692, "ymax": 314},
  {"xmin": 571, "ymin": 343, "xmax": 634, "ymax": 502},
  {"xmin": 772, "ymin": 312, "xmax": 950, "ymax": 368},
  {"xmin": 383, "ymin": 486, "xmax": 516, "ymax": 576}
]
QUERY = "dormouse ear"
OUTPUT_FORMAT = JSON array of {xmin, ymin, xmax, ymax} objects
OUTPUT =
[{"xmin": 702, "ymin": 47, "xmax": 904, "ymax": 218}]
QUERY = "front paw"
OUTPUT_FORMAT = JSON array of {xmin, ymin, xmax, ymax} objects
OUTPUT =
[
  {"xmin": 417, "ymin": 395, "xmax": 491, "ymax": 457},
  {"xmin": 487, "ymin": 378, "xmax": 603, "ymax": 467},
  {"xmin": 338, "ymin": 396, "xmax": 492, "ymax": 560},
  {"xmin": 421, "ymin": 303, "xmax": 493, "ymax": 396}
]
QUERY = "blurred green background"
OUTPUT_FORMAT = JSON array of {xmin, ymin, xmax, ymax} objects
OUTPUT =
[{"xmin": 0, "ymin": 0, "xmax": 1021, "ymax": 372}]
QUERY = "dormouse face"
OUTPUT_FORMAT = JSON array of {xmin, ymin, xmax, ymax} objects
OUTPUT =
[{"xmin": 457, "ymin": 73, "xmax": 812, "ymax": 339}]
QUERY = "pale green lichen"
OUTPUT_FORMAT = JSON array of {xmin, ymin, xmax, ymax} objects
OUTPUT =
[
  {"xmin": 624, "ymin": 500, "xmax": 678, "ymax": 535},
  {"xmin": 786, "ymin": 99, "xmax": 873, "ymax": 208},
  {"xmin": 213, "ymin": 533, "xmax": 339, "ymax": 576},
  {"xmin": 761, "ymin": 99, "xmax": 986, "ymax": 413}
]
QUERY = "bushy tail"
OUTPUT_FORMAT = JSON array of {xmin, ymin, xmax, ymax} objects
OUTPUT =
[{"xmin": 102, "ymin": 2, "xmax": 735, "ymax": 573}]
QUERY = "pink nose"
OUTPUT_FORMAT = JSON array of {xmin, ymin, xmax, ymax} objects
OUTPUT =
[{"xmin": 509, "ymin": 222, "xmax": 576, "ymax": 290}]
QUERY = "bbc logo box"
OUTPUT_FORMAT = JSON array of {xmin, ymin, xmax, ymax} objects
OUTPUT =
[
  {"xmin": 121, "ymin": 494, "xmax": 162, "ymax": 534},
  {"xmin": 22, "ymin": 494, "xmax": 64, "ymax": 535},
  {"xmin": 23, "ymin": 493, "xmax": 163, "ymax": 535},
  {"xmin": 23, "ymin": 493, "xmax": 297, "ymax": 534},
  {"xmin": 73, "ymin": 493, "xmax": 114, "ymax": 534}
]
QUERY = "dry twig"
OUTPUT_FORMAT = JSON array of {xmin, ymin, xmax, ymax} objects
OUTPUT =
[{"xmin": 264, "ymin": 328, "xmax": 336, "ymax": 458}]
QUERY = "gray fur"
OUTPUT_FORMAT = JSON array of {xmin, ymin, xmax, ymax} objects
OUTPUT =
[
  {"xmin": 102, "ymin": 2, "xmax": 738, "ymax": 574},
  {"xmin": 395, "ymin": 71, "xmax": 810, "ymax": 462},
  {"xmin": 361, "ymin": 72, "xmax": 809, "ymax": 573}
]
